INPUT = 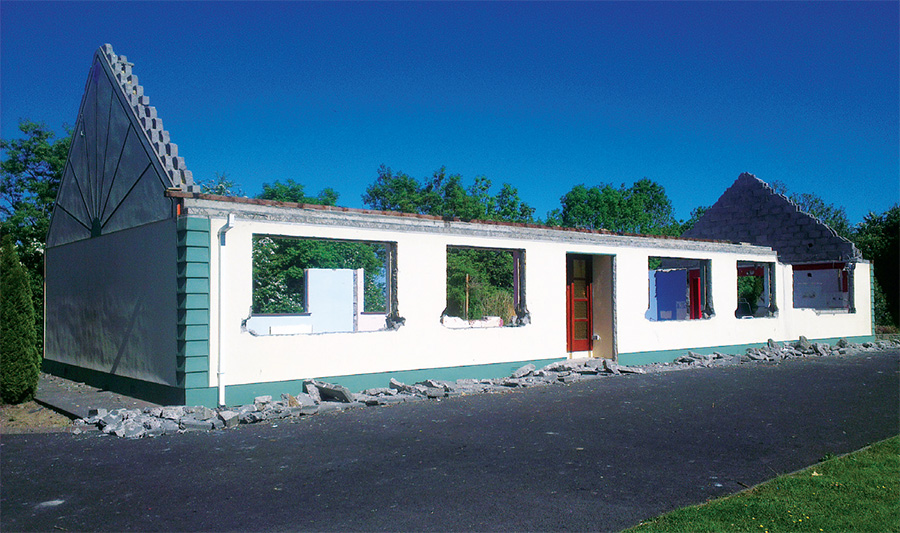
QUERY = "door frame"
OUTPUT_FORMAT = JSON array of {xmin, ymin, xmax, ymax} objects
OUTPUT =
[{"xmin": 566, "ymin": 254, "xmax": 593, "ymax": 352}]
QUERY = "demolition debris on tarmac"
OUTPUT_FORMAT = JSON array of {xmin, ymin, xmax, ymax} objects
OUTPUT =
[{"xmin": 73, "ymin": 337, "xmax": 899, "ymax": 439}]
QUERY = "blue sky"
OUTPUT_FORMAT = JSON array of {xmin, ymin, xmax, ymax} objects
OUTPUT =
[{"xmin": 2, "ymin": 1, "xmax": 897, "ymax": 225}]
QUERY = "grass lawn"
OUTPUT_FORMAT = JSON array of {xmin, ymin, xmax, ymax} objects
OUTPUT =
[{"xmin": 628, "ymin": 435, "xmax": 899, "ymax": 532}]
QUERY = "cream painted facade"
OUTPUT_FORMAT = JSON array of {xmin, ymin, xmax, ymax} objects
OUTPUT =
[{"xmin": 192, "ymin": 198, "xmax": 872, "ymax": 392}]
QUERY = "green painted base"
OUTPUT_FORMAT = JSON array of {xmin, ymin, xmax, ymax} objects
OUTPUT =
[
  {"xmin": 207, "ymin": 357, "xmax": 563, "ymax": 408},
  {"xmin": 46, "ymin": 334, "xmax": 881, "ymax": 409},
  {"xmin": 617, "ymin": 335, "xmax": 879, "ymax": 366},
  {"xmin": 42, "ymin": 359, "xmax": 185, "ymax": 406}
]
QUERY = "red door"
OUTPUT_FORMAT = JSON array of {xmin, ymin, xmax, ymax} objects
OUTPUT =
[
  {"xmin": 688, "ymin": 269, "xmax": 702, "ymax": 319},
  {"xmin": 567, "ymin": 255, "xmax": 593, "ymax": 352}
]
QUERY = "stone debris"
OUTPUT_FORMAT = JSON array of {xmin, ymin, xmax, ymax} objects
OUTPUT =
[{"xmin": 74, "ymin": 338, "xmax": 898, "ymax": 439}]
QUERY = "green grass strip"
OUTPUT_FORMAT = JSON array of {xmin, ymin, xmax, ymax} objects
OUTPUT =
[{"xmin": 628, "ymin": 435, "xmax": 899, "ymax": 533}]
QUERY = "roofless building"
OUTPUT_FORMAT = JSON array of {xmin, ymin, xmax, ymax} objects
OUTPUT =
[{"xmin": 44, "ymin": 45, "xmax": 874, "ymax": 407}]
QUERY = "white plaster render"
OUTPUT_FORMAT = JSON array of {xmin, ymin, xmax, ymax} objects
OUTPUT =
[{"xmin": 189, "ymin": 199, "xmax": 871, "ymax": 389}]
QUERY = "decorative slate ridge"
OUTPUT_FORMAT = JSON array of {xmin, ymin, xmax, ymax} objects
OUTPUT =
[
  {"xmin": 165, "ymin": 191, "xmax": 733, "ymax": 245},
  {"xmin": 683, "ymin": 173, "xmax": 861, "ymax": 264},
  {"xmin": 98, "ymin": 44, "xmax": 197, "ymax": 192}
]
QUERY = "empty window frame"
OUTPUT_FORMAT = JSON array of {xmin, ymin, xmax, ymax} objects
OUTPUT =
[
  {"xmin": 442, "ymin": 246, "xmax": 528, "ymax": 328},
  {"xmin": 647, "ymin": 257, "xmax": 713, "ymax": 321},
  {"xmin": 792, "ymin": 262, "xmax": 854, "ymax": 312},
  {"xmin": 735, "ymin": 261, "xmax": 777, "ymax": 318},
  {"xmin": 247, "ymin": 235, "xmax": 400, "ymax": 334}
]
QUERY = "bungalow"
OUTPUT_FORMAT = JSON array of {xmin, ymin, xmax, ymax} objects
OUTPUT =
[{"xmin": 43, "ymin": 45, "xmax": 874, "ymax": 407}]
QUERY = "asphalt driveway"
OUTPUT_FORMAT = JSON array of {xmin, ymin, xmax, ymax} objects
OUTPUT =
[{"xmin": 2, "ymin": 350, "xmax": 897, "ymax": 532}]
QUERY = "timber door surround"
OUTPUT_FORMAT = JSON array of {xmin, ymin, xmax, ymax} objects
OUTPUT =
[{"xmin": 566, "ymin": 254, "xmax": 593, "ymax": 352}]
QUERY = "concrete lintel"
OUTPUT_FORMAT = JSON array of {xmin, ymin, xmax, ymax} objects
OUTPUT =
[{"xmin": 180, "ymin": 198, "xmax": 777, "ymax": 256}]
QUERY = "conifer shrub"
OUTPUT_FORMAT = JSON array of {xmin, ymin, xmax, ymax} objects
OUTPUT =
[{"xmin": 1, "ymin": 235, "xmax": 40, "ymax": 404}]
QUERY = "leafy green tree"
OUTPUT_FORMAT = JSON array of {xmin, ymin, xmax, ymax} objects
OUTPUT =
[
  {"xmin": 252, "ymin": 236, "xmax": 387, "ymax": 314},
  {"xmin": 546, "ymin": 179, "xmax": 680, "ymax": 235},
  {"xmin": 362, "ymin": 165, "xmax": 535, "ymax": 223},
  {"xmin": 197, "ymin": 172, "xmax": 244, "ymax": 196},
  {"xmin": 445, "ymin": 248, "xmax": 515, "ymax": 321},
  {"xmin": 1, "ymin": 235, "xmax": 40, "ymax": 404},
  {"xmin": 679, "ymin": 205, "xmax": 709, "ymax": 234},
  {"xmin": 363, "ymin": 166, "xmax": 534, "ymax": 324},
  {"xmin": 259, "ymin": 179, "xmax": 338, "ymax": 206},
  {"xmin": 854, "ymin": 205, "xmax": 899, "ymax": 328},
  {"xmin": 1, "ymin": 120, "xmax": 71, "ymax": 348},
  {"xmin": 251, "ymin": 180, "xmax": 387, "ymax": 315}
]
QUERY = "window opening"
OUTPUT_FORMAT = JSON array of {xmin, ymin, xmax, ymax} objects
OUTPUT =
[
  {"xmin": 646, "ymin": 257, "xmax": 713, "ymax": 321},
  {"xmin": 792, "ymin": 262, "xmax": 854, "ymax": 312},
  {"xmin": 735, "ymin": 261, "xmax": 777, "ymax": 318},
  {"xmin": 442, "ymin": 246, "xmax": 528, "ymax": 328},
  {"xmin": 246, "ymin": 235, "xmax": 400, "ymax": 334}
]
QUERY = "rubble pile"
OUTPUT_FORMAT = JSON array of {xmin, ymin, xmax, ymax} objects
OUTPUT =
[{"xmin": 74, "ymin": 337, "xmax": 898, "ymax": 439}]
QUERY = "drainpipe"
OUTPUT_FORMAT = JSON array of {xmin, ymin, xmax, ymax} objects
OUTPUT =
[{"xmin": 217, "ymin": 214, "xmax": 236, "ymax": 407}]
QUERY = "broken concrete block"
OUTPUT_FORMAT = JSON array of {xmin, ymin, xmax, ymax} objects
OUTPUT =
[
  {"xmin": 217, "ymin": 410, "xmax": 240, "ymax": 428},
  {"xmin": 282, "ymin": 393, "xmax": 301, "ymax": 407},
  {"xmin": 389, "ymin": 378, "xmax": 417, "ymax": 394},
  {"xmin": 254, "ymin": 395, "xmax": 273, "ymax": 406},
  {"xmin": 240, "ymin": 411, "xmax": 265, "ymax": 424},
  {"xmin": 186, "ymin": 405, "xmax": 217, "ymax": 420},
  {"xmin": 558, "ymin": 374, "xmax": 577, "ymax": 383},
  {"xmin": 618, "ymin": 366, "xmax": 646, "ymax": 374},
  {"xmin": 795, "ymin": 336, "xmax": 813, "ymax": 351},
  {"xmin": 316, "ymin": 402, "xmax": 348, "ymax": 414},
  {"xmin": 180, "ymin": 417, "xmax": 213, "ymax": 431},
  {"xmin": 115, "ymin": 419, "xmax": 146, "ymax": 439},
  {"xmin": 88, "ymin": 408, "xmax": 108, "ymax": 418},
  {"xmin": 311, "ymin": 381, "xmax": 355, "ymax": 403},
  {"xmin": 602, "ymin": 359, "xmax": 621, "ymax": 375},
  {"xmin": 303, "ymin": 381, "xmax": 322, "ymax": 404},
  {"xmin": 511, "ymin": 364, "xmax": 536, "ymax": 379},
  {"xmin": 836, "ymin": 338, "xmax": 850, "ymax": 348},
  {"xmin": 98, "ymin": 413, "xmax": 123, "ymax": 430},
  {"xmin": 424, "ymin": 387, "xmax": 445, "ymax": 398},
  {"xmin": 160, "ymin": 406, "xmax": 185, "ymax": 420}
]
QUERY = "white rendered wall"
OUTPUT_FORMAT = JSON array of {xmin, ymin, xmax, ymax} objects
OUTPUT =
[{"xmin": 204, "ymin": 215, "xmax": 873, "ymax": 388}]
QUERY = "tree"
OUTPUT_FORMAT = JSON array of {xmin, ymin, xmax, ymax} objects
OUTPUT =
[
  {"xmin": 252, "ymin": 235, "xmax": 387, "ymax": 315},
  {"xmin": 259, "ymin": 179, "xmax": 338, "ymax": 206},
  {"xmin": 1, "ymin": 236, "xmax": 40, "ymax": 404},
  {"xmin": 1, "ymin": 120, "xmax": 71, "ymax": 348},
  {"xmin": 854, "ymin": 205, "xmax": 899, "ymax": 328},
  {"xmin": 363, "ymin": 166, "xmax": 535, "ymax": 323},
  {"xmin": 197, "ymin": 172, "xmax": 244, "ymax": 196},
  {"xmin": 546, "ymin": 179, "xmax": 680, "ymax": 235},
  {"xmin": 251, "ymin": 180, "xmax": 389, "ymax": 315},
  {"xmin": 680, "ymin": 205, "xmax": 709, "ymax": 234},
  {"xmin": 362, "ymin": 165, "xmax": 535, "ymax": 223}
]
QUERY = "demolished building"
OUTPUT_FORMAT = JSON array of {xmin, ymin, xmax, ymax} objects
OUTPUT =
[{"xmin": 43, "ymin": 45, "xmax": 874, "ymax": 407}]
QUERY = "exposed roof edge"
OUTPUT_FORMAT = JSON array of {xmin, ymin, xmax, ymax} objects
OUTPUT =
[
  {"xmin": 97, "ymin": 44, "xmax": 197, "ymax": 192},
  {"xmin": 168, "ymin": 190, "xmax": 748, "ymax": 247},
  {"xmin": 742, "ymin": 172, "xmax": 860, "ymax": 253},
  {"xmin": 683, "ymin": 173, "xmax": 861, "ymax": 264}
]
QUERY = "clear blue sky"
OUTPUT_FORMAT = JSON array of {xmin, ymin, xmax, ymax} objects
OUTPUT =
[{"xmin": 2, "ymin": 1, "xmax": 897, "ymax": 225}]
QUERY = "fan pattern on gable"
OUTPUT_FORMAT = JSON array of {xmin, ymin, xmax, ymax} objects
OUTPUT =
[{"xmin": 48, "ymin": 44, "xmax": 197, "ymax": 248}]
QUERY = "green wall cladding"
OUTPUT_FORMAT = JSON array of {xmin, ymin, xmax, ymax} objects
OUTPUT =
[{"xmin": 177, "ymin": 216, "xmax": 211, "ymax": 397}]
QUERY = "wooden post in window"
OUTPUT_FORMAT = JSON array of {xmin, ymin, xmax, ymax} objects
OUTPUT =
[{"xmin": 465, "ymin": 273, "xmax": 470, "ymax": 321}]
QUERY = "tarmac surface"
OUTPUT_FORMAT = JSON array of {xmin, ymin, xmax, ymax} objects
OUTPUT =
[{"xmin": 2, "ymin": 349, "xmax": 898, "ymax": 532}]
